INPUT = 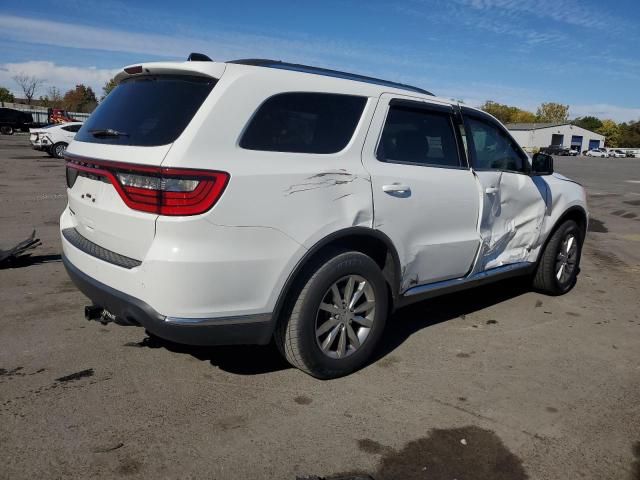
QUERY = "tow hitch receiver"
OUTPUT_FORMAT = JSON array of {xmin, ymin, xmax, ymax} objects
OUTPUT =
[{"xmin": 84, "ymin": 305, "xmax": 117, "ymax": 325}]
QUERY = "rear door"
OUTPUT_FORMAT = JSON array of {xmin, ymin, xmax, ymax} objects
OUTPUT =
[
  {"xmin": 65, "ymin": 73, "xmax": 219, "ymax": 260},
  {"xmin": 462, "ymin": 109, "xmax": 547, "ymax": 271},
  {"xmin": 362, "ymin": 94, "xmax": 480, "ymax": 291}
]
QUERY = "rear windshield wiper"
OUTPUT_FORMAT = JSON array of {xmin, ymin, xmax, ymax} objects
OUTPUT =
[{"xmin": 90, "ymin": 128, "xmax": 129, "ymax": 138}]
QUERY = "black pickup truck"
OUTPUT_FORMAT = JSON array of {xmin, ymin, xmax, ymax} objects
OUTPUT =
[
  {"xmin": 540, "ymin": 145, "xmax": 578, "ymax": 156},
  {"xmin": 0, "ymin": 108, "xmax": 34, "ymax": 135}
]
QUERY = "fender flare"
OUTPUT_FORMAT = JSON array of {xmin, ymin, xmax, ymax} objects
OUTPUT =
[
  {"xmin": 535, "ymin": 205, "xmax": 588, "ymax": 265},
  {"xmin": 271, "ymin": 227, "xmax": 402, "ymax": 326}
]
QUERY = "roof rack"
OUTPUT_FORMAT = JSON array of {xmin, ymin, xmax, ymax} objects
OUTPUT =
[{"xmin": 228, "ymin": 59, "xmax": 433, "ymax": 96}]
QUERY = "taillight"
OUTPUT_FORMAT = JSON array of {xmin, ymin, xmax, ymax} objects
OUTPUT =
[{"xmin": 65, "ymin": 155, "xmax": 229, "ymax": 216}]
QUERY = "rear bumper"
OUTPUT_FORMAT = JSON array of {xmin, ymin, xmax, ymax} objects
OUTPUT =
[{"xmin": 63, "ymin": 254, "xmax": 274, "ymax": 346}]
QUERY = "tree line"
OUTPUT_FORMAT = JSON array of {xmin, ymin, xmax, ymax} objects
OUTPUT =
[
  {"xmin": 479, "ymin": 100, "xmax": 639, "ymax": 148},
  {"xmin": 0, "ymin": 73, "xmax": 117, "ymax": 114}
]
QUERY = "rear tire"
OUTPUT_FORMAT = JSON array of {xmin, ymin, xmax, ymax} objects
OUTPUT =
[
  {"xmin": 52, "ymin": 142, "xmax": 68, "ymax": 159},
  {"xmin": 275, "ymin": 250, "xmax": 388, "ymax": 379},
  {"xmin": 0, "ymin": 125, "xmax": 14, "ymax": 135},
  {"xmin": 533, "ymin": 220, "xmax": 583, "ymax": 295}
]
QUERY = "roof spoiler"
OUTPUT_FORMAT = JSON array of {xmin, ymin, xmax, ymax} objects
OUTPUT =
[{"xmin": 188, "ymin": 52, "xmax": 212, "ymax": 62}]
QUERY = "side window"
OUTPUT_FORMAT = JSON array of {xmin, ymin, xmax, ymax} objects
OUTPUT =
[
  {"xmin": 240, "ymin": 92, "xmax": 367, "ymax": 154},
  {"xmin": 466, "ymin": 117, "xmax": 528, "ymax": 172},
  {"xmin": 376, "ymin": 105, "xmax": 461, "ymax": 167},
  {"xmin": 63, "ymin": 124, "xmax": 81, "ymax": 132}
]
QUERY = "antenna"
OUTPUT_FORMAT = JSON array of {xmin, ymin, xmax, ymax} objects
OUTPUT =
[{"xmin": 188, "ymin": 53, "xmax": 212, "ymax": 62}]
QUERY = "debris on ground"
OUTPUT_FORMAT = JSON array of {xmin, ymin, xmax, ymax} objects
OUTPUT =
[{"xmin": 0, "ymin": 230, "xmax": 42, "ymax": 268}]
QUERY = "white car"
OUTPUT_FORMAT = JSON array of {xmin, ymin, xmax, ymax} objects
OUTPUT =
[
  {"xmin": 29, "ymin": 122, "xmax": 82, "ymax": 158},
  {"xmin": 586, "ymin": 148, "xmax": 607, "ymax": 157},
  {"xmin": 61, "ymin": 56, "xmax": 588, "ymax": 378},
  {"xmin": 608, "ymin": 149, "xmax": 625, "ymax": 158}
]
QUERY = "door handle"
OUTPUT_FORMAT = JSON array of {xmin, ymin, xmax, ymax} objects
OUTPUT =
[
  {"xmin": 485, "ymin": 186, "xmax": 499, "ymax": 195},
  {"xmin": 382, "ymin": 184, "xmax": 411, "ymax": 194},
  {"xmin": 382, "ymin": 184, "xmax": 411, "ymax": 197}
]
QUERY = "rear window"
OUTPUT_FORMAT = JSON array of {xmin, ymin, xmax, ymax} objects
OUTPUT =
[
  {"xmin": 376, "ymin": 105, "xmax": 461, "ymax": 168},
  {"xmin": 75, "ymin": 75, "xmax": 215, "ymax": 146},
  {"xmin": 240, "ymin": 92, "xmax": 367, "ymax": 154}
]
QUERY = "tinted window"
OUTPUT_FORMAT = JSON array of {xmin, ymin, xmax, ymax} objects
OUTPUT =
[
  {"xmin": 75, "ymin": 76, "xmax": 215, "ymax": 146},
  {"xmin": 376, "ymin": 105, "xmax": 461, "ymax": 167},
  {"xmin": 62, "ymin": 124, "xmax": 81, "ymax": 132},
  {"xmin": 240, "ymin": 92, "xmax": 366, "ymax": 154},
  {"xmin": 466, "ymin": 117, "xmax": 528, "ymax": 172}
]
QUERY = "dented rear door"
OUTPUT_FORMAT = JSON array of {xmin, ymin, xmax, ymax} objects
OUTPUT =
[{"xmin": 362, "ymin": 94, "xmax": 481, "ymax": 291}]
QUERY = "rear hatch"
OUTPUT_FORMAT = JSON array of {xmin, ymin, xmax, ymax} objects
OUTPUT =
[{"xmin": 65, "ymin": 63, "xmax": 225, "ymax": 261}]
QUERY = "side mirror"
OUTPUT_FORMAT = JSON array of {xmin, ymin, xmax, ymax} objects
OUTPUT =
[{"xmin": 531, "ymin": 153, "xmax": 554, "ymax": 176}]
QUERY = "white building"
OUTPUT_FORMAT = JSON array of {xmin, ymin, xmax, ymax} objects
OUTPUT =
[{"xmin": 506, "ymin": 123, "xmax": 605, "ymax": 152}]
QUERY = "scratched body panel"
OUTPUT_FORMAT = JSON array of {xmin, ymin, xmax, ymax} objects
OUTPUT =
[
  {"xmin": 361, "ymin": 93, "xmax": 481, "ymax": 291},
  {"xmin": 146, "ymin": 67, "xmax": 380, "ymax": 315}
]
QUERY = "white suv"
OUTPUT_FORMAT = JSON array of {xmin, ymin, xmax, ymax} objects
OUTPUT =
[{"xmin": 61, "ymin": 56, "xmax": 588, "ymax": 378}]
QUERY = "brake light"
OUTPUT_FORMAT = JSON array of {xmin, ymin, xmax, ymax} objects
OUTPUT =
[
  {"xmin": 124, "ymin": 65, "xmax": 143, "ymax": 74},
  {"xmin": 65, "ymin": 155, "xmax": 229, "ymax": 216}
]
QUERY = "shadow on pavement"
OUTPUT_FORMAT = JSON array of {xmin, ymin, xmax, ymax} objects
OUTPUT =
[
  {"xmin": 133, "ymin": 277, "xmax": 530, "ymax": 376},
  {"xmin": 128, "ymin": 335, "xmax": 291, "ymax": 375},
  {"xmin": 372, "ymin": 277, "xmax": 530, "ymax": 363},
  {"xmin": 0, "ymin": 253, "xmax": 62, "ymax": 270}
]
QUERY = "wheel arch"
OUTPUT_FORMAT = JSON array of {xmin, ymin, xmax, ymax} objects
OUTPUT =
[
  {"xmin": 536, "ymin": 205, "xmax": 588, "ymax": 264},
  {"xmin": 272, "ymin": 227, "xmax": 402, "ymax": 327},
  {"xmin": 53, "ymin": 141, "xmax": 69, "ymax": 158}
]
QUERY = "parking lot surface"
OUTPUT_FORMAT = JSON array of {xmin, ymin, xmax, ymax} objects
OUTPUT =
[{"xmin": 1, "ymin": 134, "xmax": 639, "ymax": 480}]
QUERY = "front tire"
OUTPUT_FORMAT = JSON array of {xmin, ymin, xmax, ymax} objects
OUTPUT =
[
  {"xmin": 275, "ymin": 250, "xmax": 388, "ymax": 379},
  {"xmin": 0, "ymin": 125, "xmax": 14, "ymax": 135},
  {"xmin": 533, "ymin": 220, "xmax": 583, "ymax": 295}
]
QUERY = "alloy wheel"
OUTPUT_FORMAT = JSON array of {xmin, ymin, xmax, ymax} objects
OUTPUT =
[
  {"xmin": 315, "ymin": 275, "xmax": 376, "ymax": 359},
  {"xmin": 556, "ymin": 234, "xmax": 578, "ymax": 284},
  {"xmin": 55, "ymin": 144, "xmax": 66, "ymax": 158}
]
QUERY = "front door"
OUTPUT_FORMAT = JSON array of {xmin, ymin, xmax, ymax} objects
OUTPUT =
[
  {"xmin": 462, "ymin": 110, "xmax": 548, "ymax": 271},
  {"xmin": 362, "ymin": 95, "xmax": 481, "ymax": 291}
]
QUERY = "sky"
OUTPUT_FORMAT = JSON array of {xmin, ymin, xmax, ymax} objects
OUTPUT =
[{"xmin": 1, "ymin": 0, "xmax": 639, "ymax": 122}]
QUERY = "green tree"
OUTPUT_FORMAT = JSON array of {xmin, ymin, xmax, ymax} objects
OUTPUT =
[
  {"xmin": 572, "ymin": 116, "xmax": 603, "ymax": 132},
  {"xmin": 0, "ymin": 86, "xmax": 15, "ymax": 102},
  {"xmin": 597, "ymin": 119, "xmax": 621, "ymax": 147},
  {"xmin": 618, "ymin": 121, "xmax": 640, "ymax": 148},
  {"xmin": 536, "ymin": 102, "xmax": 569, "ymax": 122},
  {"xmin": 102, "ymin": 77, "xmax": 118, "ymax": 100},
  {"xmin": 511, "ymin": 109, "xmax": 537, "ymax": 123},
  {"xmin": 63, "ymin": 84, "xmax": 98, "ymax": 113},
  {"xmin": 479, "ymin": 100, "xmax": 537, "ymax": 124}
]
